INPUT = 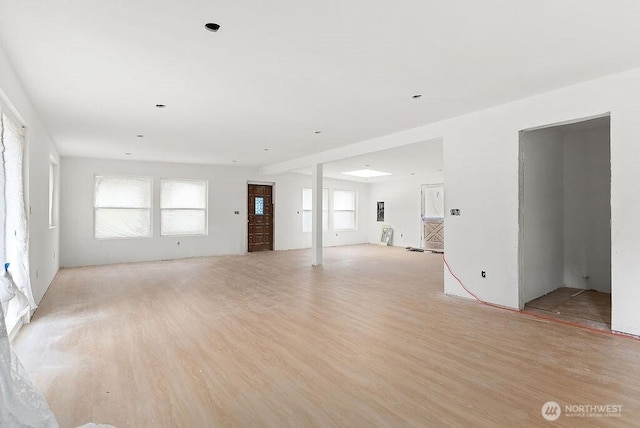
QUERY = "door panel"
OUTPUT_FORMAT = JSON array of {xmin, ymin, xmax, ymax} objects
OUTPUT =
[
  {"xmin": 423, "ymin": 219, "xmax": 444, "ymax": 251},
  {"xmin": 248, "ymin": 184, "xmax": 273, "ymax": 252},
  {"xmin": 421, "ymin": 184, "xmax": 444, "ymax": 251}
]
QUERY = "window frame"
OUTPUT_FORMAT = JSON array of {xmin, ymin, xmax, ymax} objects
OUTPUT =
[
  {"xmin": 93, "ymin": 174, "xmax": 153, "ymax": 240},
  {"xmin": 48, "ymin": 155, "xmax": 58, "ymax": 228},
  {"xmin": 160, "ymin": 178, "xmax": 209, "ymax": 237},
  {"xmin": 302, "ymin": 187, "xmax": 328, "ymax": 232},
  {"xmin": 332, "ymin": 189, "xmax": 357, "ymax": 231}
]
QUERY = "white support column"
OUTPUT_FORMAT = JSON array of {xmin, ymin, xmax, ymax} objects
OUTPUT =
[{"xmin": 311, "ymin": 163, "xmax": 323, "ymax": 266}]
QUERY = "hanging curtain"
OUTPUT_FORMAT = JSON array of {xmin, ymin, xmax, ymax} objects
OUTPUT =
[{"xmin": 0, "ymin": 112, "xmax": 36, "ymax": 335}]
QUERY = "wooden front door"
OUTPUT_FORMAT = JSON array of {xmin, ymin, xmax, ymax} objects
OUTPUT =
[{"xmin": 248, "ymin": 184, "xmax": 273, "ymax": 252}]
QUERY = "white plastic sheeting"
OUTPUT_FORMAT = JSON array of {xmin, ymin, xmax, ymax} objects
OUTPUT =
[
  {"xmin": 160, "ymin": 179, "xmax": 207, "ymax": 235},
  {"xmin": 94, "ymin": 175, "xmax": 152, "ymax": 239},
  {"xmin": 422, "ymin": 185, "xmax": 445, "ymax": 220},
  {"xmin": 0, "ymin": 268, "xmax": 58, "ymax": 427},
  {"xmin": 1, "ymin": 272, "xmax": 114, "ymax": 428},
  {"xmin": 161, "ymin": 209, "xmax": 206, "ymax": 235},
  {"xmin": 1, "ymin": 113, "xmax": 36, "ymax": 334},
  {"xmin": 160, "ymin": 179, "xmax": 207, "ymax": 209}
]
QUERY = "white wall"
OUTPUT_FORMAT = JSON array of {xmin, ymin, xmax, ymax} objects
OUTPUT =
[
  {"xmin": 271, "ymin": 173, "xmax": 369, "ymax": 251},
  {"xmin": 521, "ymin": 128, "xmax": 564, "ymax": 303},
  {"xmin": 59, "ymin": 160, "xmax": 369, "ymax": 267},
  {"xmin": 60, "ymin": 157, "xmax": 253, "ymax": 267},
  {"xmin": 267, "ymin": 66, "xmax": 640, "ymax": 336},
  {"xmin": 367, "ymin": 175, "xmax": 443, "ymax": 248},
  {"xmin": 447, "ymin": 80, "xmax": 639, "ymax": 338},
  {"xmin": 439, "ymin": 71, "xmax": 640, "ymax": 336},
  {"xmin": 563, "ymin": 126, "xmax": 611, "ymax": 292},
  {"xmin": 0, "ymin": 44, "xmax": 59, "ymax": 305}
]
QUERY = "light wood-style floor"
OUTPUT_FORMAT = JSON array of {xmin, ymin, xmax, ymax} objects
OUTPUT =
[
  {"xmin": 525, "ymin": 287, "xmax": 612, "ymax": 331},
  {"xmin": 14, "ymin": 245, "xmax": 640, "ymax": 427}
]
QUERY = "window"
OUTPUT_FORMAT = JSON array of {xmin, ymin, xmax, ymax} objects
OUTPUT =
[
  {"xmin": 255, "ymin": 196, "xmax": 264, "ymax": 215},
  {"xmin": 94, "ymin": 175, "xmax": 152, "ymax": 239},
  {"xmin": 48, "ymin": 156, "xmax": 58, "ymax": 228},
  {"xmin": 333, "ymin": 189, "xmax": 356, "ymax": 230},
  {"xmin": 302, "ymin": 188, "xmax": 328, "ymax": 232},
  {"xmin": 160, "ymin": 179, "xmax": 208, "ymax": 236}
]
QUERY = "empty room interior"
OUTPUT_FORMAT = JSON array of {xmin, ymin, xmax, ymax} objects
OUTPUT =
[{"xmin": 2, "ymin": 1, "xmax": 640, "ymax": 426}]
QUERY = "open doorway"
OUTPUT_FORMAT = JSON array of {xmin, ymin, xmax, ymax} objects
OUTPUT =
[
  {"xmin": 421, "ymin": 184, "xmax": 444, "ymax": 252},
  {"xmin": 519, "ymin": 115, "xmax": 611, "ymax": 330}
]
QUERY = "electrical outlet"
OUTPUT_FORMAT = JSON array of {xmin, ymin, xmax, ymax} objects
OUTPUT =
[
  {"xmin": 450, "ymin": 209, "xmax": 461, "ymax": 216},
  {"xmin": 481, "ymin": 271, "xmax": 486, "ymax": 278}
]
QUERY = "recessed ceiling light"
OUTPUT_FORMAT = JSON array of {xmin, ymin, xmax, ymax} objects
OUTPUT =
[
  {"xmin": 136, "ymin": 134, "xmax": 144, "ymax": 138},
  {"xmin": 410, "ymin": 172, "xmax": 415, "ymax": 175},
  {"xmin": 155, "ymin": 104, "xmax": 166, "ymax": 108},
  {"xmin": 342, "ymin": 169, "xmax": 392, "ymax": 178},
  {"xmin": 232, "ymin": 160, "xmax": 237, "ymax": 163},
  {"xmin": 365, "ymin": 164, "xmax": 371, "ymax": 167},
  {"xmin": 412, "ymin": 94, "xmax": 422, "ymax": 99},
  {"xmin": 264, "ymin": 148, "xmax": 270, "ymax": 151},
  {"xmin": 314, "ymin": 131, "xmax": 322, "ymax": 134},
  {"xmin": 125, "ymin": 152, "xmax": 132, "ymax": 155},
  {"xmin": 205, "ymin": 23, "xmax": 220, "ymax": 32}
]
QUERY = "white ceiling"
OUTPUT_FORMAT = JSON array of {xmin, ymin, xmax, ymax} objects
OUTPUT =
[
  {"xmin": 1, "ymin": 1, "xmax": 639, "ymax": 169},
  {"xmin": 296, "ymin": 139, "xmax": 443, "ymax": 183}
]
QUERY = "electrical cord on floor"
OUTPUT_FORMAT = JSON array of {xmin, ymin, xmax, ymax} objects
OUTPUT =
[{"xmin": 442, "ymin": 255, "xmax": 640, "ymax": 342}]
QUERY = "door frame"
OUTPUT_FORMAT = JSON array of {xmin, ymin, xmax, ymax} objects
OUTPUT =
[
  {"xmin": 247, "ymin": 181, "xmax": 275, "ymax": 252},
  {"xmin": 518, "ymin": 113, "xmax": 611, "ymax": 310},
  {"xmin": 420, "ymin": 183, "xmax": 444, "ymax": 249}
]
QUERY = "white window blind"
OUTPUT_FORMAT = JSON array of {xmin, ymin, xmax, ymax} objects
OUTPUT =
[
  {"xmin": 333, "ymin": 189, "xmax": 356, "ymax": 230},
  {"xmin": 160, "ymin": 179, "xmax": 208, "ymax": 236},
  {"xmin": 302, "ymin": 187, "xmax": 328, "ymax": 232},
  {"xmin": 94, "ymin": 176, "xmax": 152, "ymax": 239}
]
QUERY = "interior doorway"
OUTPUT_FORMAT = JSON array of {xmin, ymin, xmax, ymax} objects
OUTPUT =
[
  {"xmin": 247, "ymin": 184, "xmax": 274, "ymax": 252},
  {"xmin": 519, "ymin": 115, "xmax": 611, "ymax": 329},
  {"xmin": 421, "ymin": 184, "xmax": 444, "ymax": 252}
]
